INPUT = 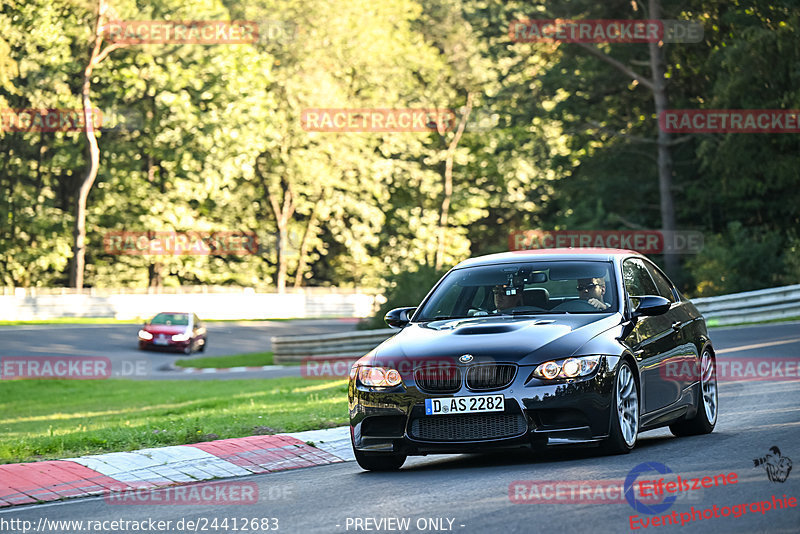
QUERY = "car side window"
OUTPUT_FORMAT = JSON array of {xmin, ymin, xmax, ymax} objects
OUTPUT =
[
  {"xmin": 622, "ymin": 258, "xmax": 659, "ymax": 297},
  {"xmin": 644, "ymin": 262, "xmax": 677, "ymax": 303}
]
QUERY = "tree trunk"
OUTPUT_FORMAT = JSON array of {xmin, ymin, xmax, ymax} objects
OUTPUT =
[
  {"xmin": 69, "ymin": 0, "xmax": 126, "ymax": 288},
  {"xmin": 293, "ymin": 191, "xmax": 324, "ymax": 288},
  {"xmin": 70, "ymin": 29, "xmax": 102, "ymax": 289},
  {"xmin": 275, "ymin": 222, "xmax": 289, "ymax": 292},
  {"xmin": 648, "ymin": 0, "xmax": 678, "ymax": 278},
  {"xmin": 256, "ymin": 153, "xmax": 295, "ymax": 294},
  {"xmin": 434, "ymin": 92, "xmax": 475, "ymax": 271},
  {"xmin": 148, "ymin": 262, "xmax": 163, "ymax": 290},
  {"xmin": 573, "ymin": 0, "xmax": 678, "ymax": 278}
]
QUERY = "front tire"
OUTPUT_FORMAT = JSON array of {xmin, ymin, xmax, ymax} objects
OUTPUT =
[
  {"xmin": 354, "ymin": 449, "xmax": 406, "ymax": 471},
  {"xmin": 602, "ymin": 360, "xmax": 639, "ymax": 454},
  {"xmin": 670, "ymin": 349, "xmax": 717, "ymax": 436}
]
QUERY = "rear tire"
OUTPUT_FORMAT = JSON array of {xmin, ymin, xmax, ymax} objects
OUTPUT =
[
  {"xmin": 199, "ymin": 339, "xmax": 206, "ymax": 352},
  {"xmin": 602, "ymin": 360, "xmax": 639, "ymax": 455},
  {"xmin": 354, "ymin": 450, "xmax": 406, "ymax": 471},
  {"xmin": 670, "ymin": 349, "xmax": 717, "ymax": 436}
]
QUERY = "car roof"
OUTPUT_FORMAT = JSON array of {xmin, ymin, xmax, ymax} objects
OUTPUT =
[{"xmin": 453, "ymin": 248, "xmax": 644, "ymax": 269}]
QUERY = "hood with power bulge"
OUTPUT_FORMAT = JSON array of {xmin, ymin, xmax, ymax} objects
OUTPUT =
[{"xmin": 366, "ymin": 313, "xmax": 624, "ymax": 368}]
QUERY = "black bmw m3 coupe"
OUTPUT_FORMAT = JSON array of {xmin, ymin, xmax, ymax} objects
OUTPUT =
[{"xmin": 348, "ymin": 248, "xmax": 718, "ymax": 471}]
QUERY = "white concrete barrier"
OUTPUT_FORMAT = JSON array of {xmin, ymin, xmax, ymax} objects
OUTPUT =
[{"xmin": 0, "ymin": 288, "xmax": 378, "ymax": 321}]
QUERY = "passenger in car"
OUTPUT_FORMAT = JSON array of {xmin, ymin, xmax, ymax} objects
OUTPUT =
[{"xmin": 577, "ymin": 277, "xmax": 611, "ymax": 310}]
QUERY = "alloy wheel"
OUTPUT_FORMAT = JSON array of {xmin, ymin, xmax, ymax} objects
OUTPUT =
[
  {"xmin": 616, "ymin": 364, "xmax": 639, "ymax": 447},
  {"xmin": 700, "ymin": 350, "xmax": 718, "ymax": 424}
]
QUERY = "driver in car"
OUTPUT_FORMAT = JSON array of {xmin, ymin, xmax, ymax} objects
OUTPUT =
[
  {"xmin": 492, "ymin": 283, "xmax": 523, "ymax": 312},
  {"xmin": 470, "ymin": 283, "xmax": 523, "ymax": 316},
  {"xmin": 577, "ymin": 277, "xmax": 611, "ymax": 310}
]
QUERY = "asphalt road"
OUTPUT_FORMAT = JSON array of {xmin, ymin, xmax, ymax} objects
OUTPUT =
[
  {"xmin": 1, "ymin": 322, "xmax": 798, "ymax": 533},
  {"xmin": 0, "ymin": 320, "xmax": 358, "ymax": 380}
]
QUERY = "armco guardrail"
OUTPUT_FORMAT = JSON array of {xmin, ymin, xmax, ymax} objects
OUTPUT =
[
  {"xmin": 0, "ymin": 288, "xmax": 379, "ymax": 321},
  {"xmin": 272, "ymin": 329, "xmax": 395, "ymax": 364},
  {"xmin": 691, "ymin": 284, "xmax": 800, "ymax": 327}
]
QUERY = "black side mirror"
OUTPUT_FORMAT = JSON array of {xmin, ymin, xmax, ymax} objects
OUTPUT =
[
  {"xmin": 384, "ymin": 307, "xmax": 417, "ymax": 329},
  {"xmin": 631, "ymin": 295, "xmax": 671, "ymax": 318}
]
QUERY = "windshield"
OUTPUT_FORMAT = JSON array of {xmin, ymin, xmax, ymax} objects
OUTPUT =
[
  {"xmin": 415, "ymin": 260, "xmax": 617, "ymax": 321},
  {"xmin": 149, "ymin": 313, "xmax": 190, "ymax": 326}
]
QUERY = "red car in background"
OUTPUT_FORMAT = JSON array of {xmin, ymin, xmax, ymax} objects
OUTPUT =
[{"xmin": 138, "ymin": 312, "xmax": 207, "ymax": 354}]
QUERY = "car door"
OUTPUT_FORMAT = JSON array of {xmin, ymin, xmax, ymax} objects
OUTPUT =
[
  {"xmin": 621, "ymin": 258, "xmax": 681, "ymax": 414},
  {"xmin": 643, "ymin": 260, "xmax": 699, "ymax": 396}
]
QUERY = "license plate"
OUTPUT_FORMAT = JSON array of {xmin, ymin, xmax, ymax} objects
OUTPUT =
[
  {"xmin": 425, "ymin": 395, "xmax": 504, "ymax": 415},
  {"xmin": 154, "ymin": 336, "xmax": 169, "ymax": 345}
]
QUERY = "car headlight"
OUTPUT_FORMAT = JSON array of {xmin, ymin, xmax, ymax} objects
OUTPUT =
[
  {"xmin": 358, "ymin": 366, "xmax": 403, "ymax": 387},
  {"xmin": 172, "ymin": 333, "xmax": 190, "ymax": 342},
  {"xmin": 138, "ymin": 330, "xmax": 153, "ymax": 340},
  {"xmin": 533, "ymin": 356, "xmax": 602, "ymax": 380}
]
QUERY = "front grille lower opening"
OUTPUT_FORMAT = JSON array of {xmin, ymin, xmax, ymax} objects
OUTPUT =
[{"xmin": 410, "ymin": 413, "xmax": 527, "ymax": 441}]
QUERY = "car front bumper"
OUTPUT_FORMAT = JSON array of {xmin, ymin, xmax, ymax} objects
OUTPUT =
[
  {"xmin": 139, "ymin": 338, "xmax": 192, "ymax": 351},
  {"xmin": 349, "ymin": 357, "xmax": 618, "ymax": 455}
]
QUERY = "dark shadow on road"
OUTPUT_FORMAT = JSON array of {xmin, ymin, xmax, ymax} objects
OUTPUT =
[{"xmin": 352, "ymin": 430, "xmax": 734, "ymax": 476}]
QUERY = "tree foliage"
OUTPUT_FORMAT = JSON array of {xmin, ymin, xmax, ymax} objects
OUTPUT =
[{"xmin": 0, "ymin": 0, "xmax": 797, "ymax": 298}]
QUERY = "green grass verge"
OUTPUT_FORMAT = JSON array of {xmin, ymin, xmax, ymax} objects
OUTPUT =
[
  {"xmin": 0, "ymin": 377, "xmax": 348, "ymax": 464},
  {"xmin": 174, "ymin": 352, "xmax": 274, "ymax": 368}
]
